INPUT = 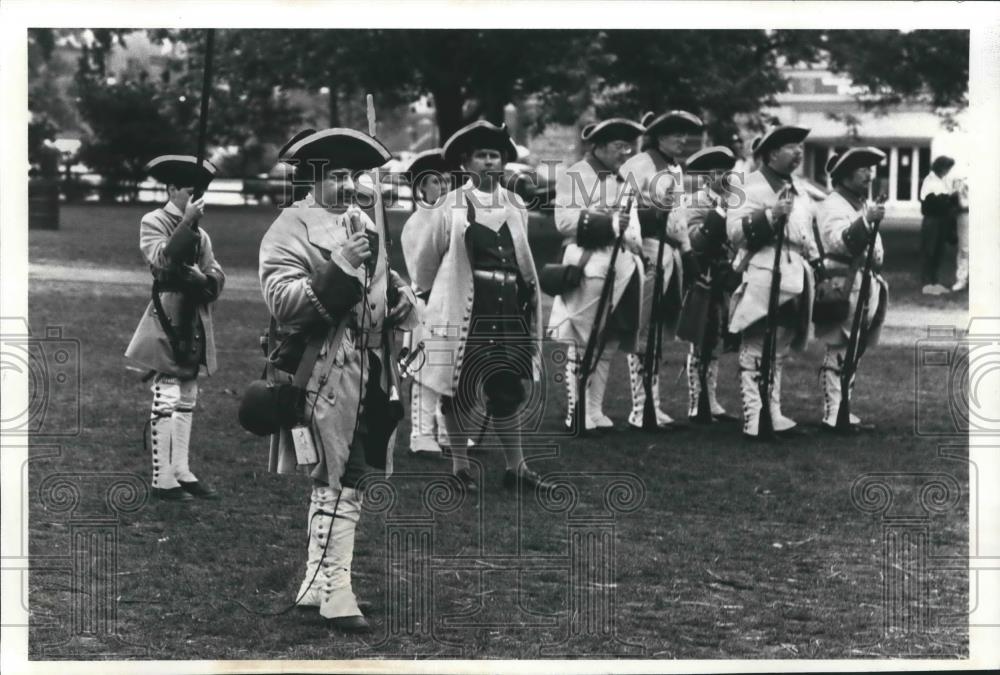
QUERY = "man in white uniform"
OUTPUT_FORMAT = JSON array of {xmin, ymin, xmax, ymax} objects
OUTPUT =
[
  {"xmin": 813, "ymin": 147, "xmax": 889, "ymax": 432},
  {"xmin": 546, "ymin": 118, "xmax": 644, "ymax": 431},
  {"xmin": 726, "ymin": 126, "xmax": 821, "ymax": 439},
  {"xmin": 619, "ymin": 110, "xmax": 704, "ymax": 430}
]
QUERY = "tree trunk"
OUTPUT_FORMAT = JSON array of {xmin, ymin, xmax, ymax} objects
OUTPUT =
[
  {"xmin": 479, "ymin": 90, "xmax": 506, "ymax": 128},
  {"xmin": 431, "ymin": 83, "xmax": 465, "ymax": 144},
  {"xmin": 328, "ymin": 84, "xmax": 340, "ymax": 127}
]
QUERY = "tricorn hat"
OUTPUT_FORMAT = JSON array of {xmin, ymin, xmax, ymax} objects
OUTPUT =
[
  {"xmin": 581, "ymin": 118, "xmax": 645, "ymax": 145},
  {"xmin": 640, "ymin": 110, "xmax": 704, "ymax": 137},
  {"xmin": 752, "ymin": 125, "xmax": 810, "ymax": 159},
  {"xmin": 443, "ymin": 120, "xmax": 518, "ymax": 164},
  {"xmin": 685, "ymin": 145, "xmax": 737, "ymax": 172},
  {"xmin": 282, "ymin": 128, "xmax": 392, "ymax": 172},
  {"xmin": 277, "ymin": 128, "xmax": 316, "ymax": 164},
  {"xmin": 145, "ymin": 155, "xmax": 217, "ymax": 190},
  {"xmin": 403, "ymin": 148, "xmax": 451, "ymax": 183},
  {"xmin": 825, "ymin": 146, "xmax": 886, "ymax": 178}
]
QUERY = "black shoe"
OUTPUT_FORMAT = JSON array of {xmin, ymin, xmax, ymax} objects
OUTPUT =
[
  {"xmin": 152, "ymin": 486, "xmax": 194, "ymax": 502},
  {"xmin": 776, "ymin": 425, "xmax": 810, "ymax": 438},
  {"xmin": 502, "ymin": 468, "xmax": 552, "ymax": 492},
  {"xmin": 820, "ymin": 421, "xmax": 875, "ymax": 435},
  {"xmin": 564, "ymin": 422, "xmax": 606, "ymax": 437},
  {"xmin": 743, "ymin": 431, "xmax": 780, "ymax": 443},
  {"xmin": 689, "ymin": 412, "xmax": 714, "ymax": 425},
  {"xmin": 178, "ymin": 480, "xmax": 220, "ymax": 499},
  {"xmin": 454, "ymin": 469, "xmax": 478, "ymax": 493},
  {"xmin": 629, "ymin": 420, "xmax": 688, "ymax": 432},
  {"xmin": 328, "ymin": 614, "xmax": 371, "ymax": 634}
]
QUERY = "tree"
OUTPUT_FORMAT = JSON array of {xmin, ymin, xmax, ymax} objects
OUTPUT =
[
  {"xmin": 388, "ymin": 30, "xmax": 588, "ymax": 139},
  {"xmin": 774, "ymin": 29, "xmax": 969, "ymax": 110},
  {"xmin": 584, "ymin": 30, "xmax": 793, "ymax": 141},
  {"xmin": 163, "ymin": 28, "xmax": 969, "ymax": 152},
  {"xmin": 31, "ymin": 27, "xmax": 970, "ymax": 187},
  {"xmin": 157, "ymin": 29, "xmax": 588, "ymax": 144},
  {"xmin": 28, "ymin": 29, "xmax": 86, "ymax": 135},
  {"xmin": 75, "ymin": 76, "xmax": 184, "ymax": 201},
  {"xmin": 157, "ymin": 29, "xmax": 308, "ymax": 148}
]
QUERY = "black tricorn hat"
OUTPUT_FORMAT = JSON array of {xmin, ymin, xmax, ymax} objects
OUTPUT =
[
  {"xmin": 640, "ymin": 110, "xmax": 704, "ymax": 137},
  {"xmin": 277, "ymin": 128, "xmax": 317, "ymax": 163},
  {"xmin": 403, "ymin": 148, "xmax": 451, "ymax": 183},
  {"xmin": 145, "ymin": 155, "xmax": 217, "ymax": 189},
  {"xmin": 443, "ymin": 120, "xmax": 518, "ymax": 164},
  {"xmin": 282, "ymin": 128, "xmax": 392, "ymax": 172},
  {"xmin": 686, "ymin": 145, "xmax": 737, "ymax": 172},
  {"xmin": 825, "ymin": 146, "xmax": 886, "ymax": 178},
  {"xmin": 581, "ymin": 118, "xmax": 645, "ymax": 145},
  {"xmin": 753, "ymin": 125, "xmax": 810, "ymax": 159}
]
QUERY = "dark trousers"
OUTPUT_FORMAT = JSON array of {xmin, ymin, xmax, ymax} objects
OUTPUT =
[
  {"xmin": 920, "ymin": 215, "xmax": 951, "ymax": 285},
  {"xmin": 329, "ymin": 351, "xmax": 386, "ymax": 490}
]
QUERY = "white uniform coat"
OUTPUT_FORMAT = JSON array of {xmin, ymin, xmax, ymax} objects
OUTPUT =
[
  {"xmin": 619, "ymin": 148, "xmax": 689, "ymax": 350},
  {"xmin": 546, "ymin": 156, "xmax": 643, "ymax": 350},
  {"xmin": 404, "ymin": 185, "xmax": 543, "ymax": 397},
  {"xmin": 726, "ymin": 167, "xmax": 819, "ymax": 349},
  {"xmin": 259, "ymin": 199, "xmax": 417, "ymax": 488},
  {"xmin": 124, "ymin": 202, "xmax": 225, "ymax": 378},
  {"xmin": 813, "ymin": 189, "xmax": 889, "ymax": 346}
]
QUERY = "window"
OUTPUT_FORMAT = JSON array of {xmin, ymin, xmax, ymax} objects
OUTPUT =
[
  {"xmin": 873, "ymin": 147, "xmax": 891, "ymax": 198},
  {"xmin": 918, "ymin": 146, "xmax": 931, "ymax": 187},
  {"xmin": 896, "ymin": 146, "xmax": 913, "ymax": 201}
]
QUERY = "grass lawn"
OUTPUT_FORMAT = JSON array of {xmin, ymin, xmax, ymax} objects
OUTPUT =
[
  {"xmin": 29, "ymin": 204, "xmax": 566, "ymax": 279},
  {"xmin": 27, "ymin": 278, "xmax": 968, "ymax": 660},
  {"xmin": 30, "ymin": 204, "xmax": 967, "ymax": 312}
]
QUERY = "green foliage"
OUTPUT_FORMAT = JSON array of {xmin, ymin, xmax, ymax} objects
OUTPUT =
[
  {"xmin": 158, "ymin": 29, "xmax": 304, "ymax": 147},
  {"xmin": 31, "ymin": 28, "xmax": 970, "ymax": 179},
  {"xmin": 776, "ymin": 29, "xmax": 969, "ymax": 110},
  {"xmin": 587, "ymin": 30, "xmax": 791, "ymax": 141},
  {"xmin": 28, "ymin": 29, "xmax": 85, "ymax": 134},
  {"xmin": 75, "ymin": 76, "xmax": 183, "ymax": 200},
  {"xmin": 28, "ymin": 114, "xmax": 59, "ymax": 172}
]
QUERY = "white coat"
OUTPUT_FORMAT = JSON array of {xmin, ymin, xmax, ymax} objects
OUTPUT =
[
  {"xmin": 813, "ymin": 189, "xmax": 888, "ymax": 346},
  {"xmin": 726, "ymin": 167, "xmax": 819, "ymax": 349},
  {"xmin": 546, "ymin": 156, "xmax": 644, "ymax": 350},
  {"xmin": 403, "ymin": 185, "xmax": 543, "ymax": 397}
]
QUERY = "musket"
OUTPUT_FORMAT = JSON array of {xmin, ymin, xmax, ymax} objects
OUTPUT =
[
  {"xmin": 692, "ymin": 196, "xmax": 728, "ymax": 423},
  {"xmin": 757, "ymin": 184, "xmax": 792, "ymax": 439},
  {"xmin": 835, "ymin": 191, "xmax": 888, "ymax": 430},
  {"xmin": 366, "ymin": 94, "xmax": 404, "ymax": 421},
  {"xmin": 149, "ymin": 28, "xmax": 215, "ymax": 376},
  {"xmin": 641, "ymin": 185, "xmax": 675, "ymax": 431},
  {"xmin": 192, "ymin": 28, "xmax": 215, "ymax": 205},
  {"xmin": 183, "ymin": 27, "xmax": 215, "ymax": 251},
  {"xmin": 576, "ymin": 190, "xmax": 635, "ymax": 431}
]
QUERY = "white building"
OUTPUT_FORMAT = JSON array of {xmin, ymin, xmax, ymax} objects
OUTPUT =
[{"xmin": 764, "ymin": 64, "xmax": 968, "ymax": 221}]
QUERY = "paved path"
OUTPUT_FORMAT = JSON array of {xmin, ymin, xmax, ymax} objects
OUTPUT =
[
  {"xmin": 29, "ymin": 260, "xmax": 968, "ymax": 347},
  {"xmin": 29, "ymin": 260, "xmax": 264, "ymax": 300}
]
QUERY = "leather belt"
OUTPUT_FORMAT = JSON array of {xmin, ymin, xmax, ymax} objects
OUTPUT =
[
  {"xmin": 473, "ymin": 269, "xmax": 519, "ymax": 285},
  {"xmin": 345, "ymin": 325, "xmax": 383, "ymax": 350}
]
